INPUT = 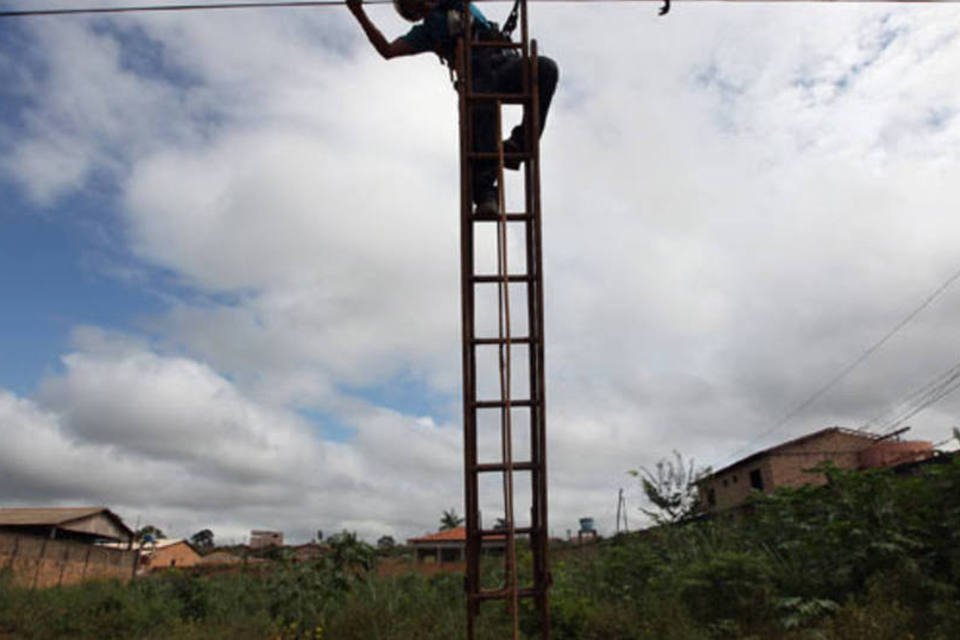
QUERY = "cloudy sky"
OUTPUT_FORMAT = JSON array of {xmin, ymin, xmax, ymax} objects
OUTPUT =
[{"xmin": 2, "ymin": 0, "xmax": 960, "ymax": 544}]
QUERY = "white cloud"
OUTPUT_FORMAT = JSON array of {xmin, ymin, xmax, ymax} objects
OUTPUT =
[{"xmin": 2, "ymin": 328, "xmax": 467, "ymax": 541}]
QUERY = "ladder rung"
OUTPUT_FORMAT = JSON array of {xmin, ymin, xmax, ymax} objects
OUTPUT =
[
  {"xmin": 474, "ymin": 587, "xmax": 539, "ymax": 602},
  {"xmin": 474, "ymin": 399, "xmax": 534, "ymax": 409},
  {"xmin": 471, "ymin": 336, "xmax": 534, "ymax": 345},
  {"xmin": 471, "ymin": 274, "xmax": 533, "ymax": 284},
  {"xmin": 477, "ymin": 526, "xmax": 534, "ymax": 537},
  {"xmin": 473, "ymin": 213, "xmax": 531, "ymax": 222},
  {"xmin": 466, "ymin": 93, "xmax": 529, "ymax": 104},
  {"xmin": 474, "ymin": 461, "xmax": 535, "ymax": 473},
  {"xmin": 467, "ymin": 151, "xmax": 528, "ymax": 161},
  {"xmin": 469, "ymin": 41, "xmax": 524, "ymax": 50}
]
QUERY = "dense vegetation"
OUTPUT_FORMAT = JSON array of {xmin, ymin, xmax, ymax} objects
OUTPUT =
[{"xmin": 1, "ymin": 457, "xmax": 958, "ymax": 639}]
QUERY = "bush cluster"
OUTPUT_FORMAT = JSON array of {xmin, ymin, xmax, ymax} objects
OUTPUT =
[{"xmin": 549, "ymin": 457, "xmax": 960, "ymax": 639}]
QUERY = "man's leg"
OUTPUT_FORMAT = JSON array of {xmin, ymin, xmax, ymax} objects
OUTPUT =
[
  {"xmin": 471, "ymin": 72, "xmax": 499, "ymax": 214},
  {"xmin": 495, "ymin": 55, "xmax": 559, "ymax": 167}
]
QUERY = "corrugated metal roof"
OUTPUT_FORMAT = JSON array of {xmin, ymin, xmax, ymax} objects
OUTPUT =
[
  {"xmin": 0, "ymin": 506, "xmax": 107, "ymax": 526},
  {"xmin": 0, "ymin": 506, "xmax": 133, "ymax": 542}
]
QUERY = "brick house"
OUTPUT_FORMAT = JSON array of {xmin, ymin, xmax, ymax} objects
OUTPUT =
[
  {"xmin": 697, "ymin": 427, "xmax": 935, "ymax": 512},
  {"xmin": 141, "ymin": 539, "xmax": 202, "ymax": 570},
  {"xmin": 249, "ymin": 530, "xmax": 283, "ymax": 548},
  {"xmin": 103, "ymin": 538, "xmax": 202, "ymax": 572}
]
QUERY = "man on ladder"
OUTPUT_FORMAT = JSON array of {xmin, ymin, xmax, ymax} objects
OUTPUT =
[{"xmin": 346, "ymin": 0, "xmax": 558, "ymax": 216}]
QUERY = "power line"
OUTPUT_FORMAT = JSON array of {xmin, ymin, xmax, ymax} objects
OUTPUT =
[
  {"xmin": 862, "ymin": 361, "xmax": 960, "ymax": 431},
  {"xmin": 720, "ymin": 261, "xmax": 960, "ymax": 468},
  {"xmin": 2, "ymin": 0, "xmax": 958, "ymax": 19},
  {"xmin": 0, "ymin": 1, "xmax": 386, "ymax": 19},
  {"xmin": 868, "ymin": 359, "xmax": 960, "ymax": 435}
]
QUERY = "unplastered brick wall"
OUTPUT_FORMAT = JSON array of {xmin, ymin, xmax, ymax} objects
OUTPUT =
[
  {"xmin": 700, "ymin": 430, "xmax": 878, "ymax": 512},
  {"xmin": 701, "ymin": 457, "xmax": 776, "ymax": 512},
  {"xmin": 0, "ymin": 532, "xmax": 137, "ymax": 588},
  {"xmin": 766, "ymin": 430, "xmax": 874, "ymax": 489}
]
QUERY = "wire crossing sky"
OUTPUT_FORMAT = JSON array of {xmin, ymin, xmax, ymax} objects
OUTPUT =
[
  {"xmin": 3, "ymin": 0, "xmax": 959, "ymax": 19},
  {"xmin": 722, "ymin": 263, "xmax": 960, "ymax": 467}
]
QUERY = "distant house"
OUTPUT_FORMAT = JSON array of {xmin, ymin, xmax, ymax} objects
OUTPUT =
[
  {"xmin": 249, "ymin": 530, "xmax": 284, "ymax": 549},
  {"xmin": 407, "ymin": 526, "xmax": 505, "ymax": 566},
  {"xmin": 141, "ymin": 539, "xmax": 202, "ymax": 570},
  {"xmin": 0, "ymin": 506, "xmax": 133, "ymax": 544},
  {"xmin": 697, "ymin": 426, "xmax": 935, "ymax": 512},
  {"xmin": 103, "ymin": 538, "xmax": 202, "ymax": 571}
]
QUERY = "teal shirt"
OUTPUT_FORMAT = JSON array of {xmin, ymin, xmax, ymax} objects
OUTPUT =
[{"xmin": 400, "ymin": 1, "xmax": 492, "ymax": 63}]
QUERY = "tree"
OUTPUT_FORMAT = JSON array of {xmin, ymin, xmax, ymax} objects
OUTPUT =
[
  {"xmin": 377, "ymin": 535, "xmax": 396, "ymax": 550},
  {"xmin": 328, "ymin": 530, "xmax": 376, "ymax": 572},
  {"xmin": 136, "ymin": 525, "xmax": 165, "ymax": 542},
  {"xmin": 440, "ymin": 508, "xmax": 464, "ymax": 531},
  {"xmin": 190, "ymin": 528, "xmax": 215, "ymax": 551},
  {"xmin": 629, "ymin": 451, "xmax": 711, "ymax": 525}
]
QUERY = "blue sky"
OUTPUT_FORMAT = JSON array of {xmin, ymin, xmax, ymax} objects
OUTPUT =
[
  {"xmin": 0, "ymin": 178, "xmax": 163, "ymax": 393},
  {"xmin": 1, "ymin": 2, "xmax": 960, "ymax": 543}
]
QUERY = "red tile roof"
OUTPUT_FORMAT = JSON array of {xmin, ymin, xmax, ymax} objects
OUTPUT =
[
  {"xmin": 408, "ymin": 526, "xmax": 467, "ymax": 544},
  {"xmin": 407, "ymin": 526, "xmax": 509, "ymax": 545}
]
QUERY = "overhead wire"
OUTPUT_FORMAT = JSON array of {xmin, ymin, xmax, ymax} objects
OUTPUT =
[
  {"xmin": 861, "ymin": 362, "xmax": 959, "ymax": 431},
  {"xmin": 719, "ymin": 261, "xmax": 960, "ymax": 468},
  {"xmin": 3, "ymin": 0, "xmax": 960, "ymax": 19},
  {"xmin": 0, "ymin": 1, "xmax": 387, "ymax": 18},
  {"xmin": 866, "ymin": 359, "xmax": 960, "ymax": 435}
]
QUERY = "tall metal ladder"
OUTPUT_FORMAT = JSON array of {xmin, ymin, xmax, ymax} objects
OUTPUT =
[{"xmin": 455, "ymin": 1, "xmax": 550, "ymax": 637}]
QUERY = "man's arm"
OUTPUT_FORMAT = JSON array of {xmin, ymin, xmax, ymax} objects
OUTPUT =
[{"xmin": 347, "ymin": 0, "xmax": 416, "ymax": 59}]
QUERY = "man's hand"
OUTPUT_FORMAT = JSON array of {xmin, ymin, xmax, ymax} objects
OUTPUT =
[{"xmin": 346, "ymin": 0, "xmax": 416, "ymax": 60}]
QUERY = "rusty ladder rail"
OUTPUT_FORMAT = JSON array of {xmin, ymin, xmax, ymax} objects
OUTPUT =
[{"xmin": 456, "ymin": 1, "xmax": 550, "ymax": 637}]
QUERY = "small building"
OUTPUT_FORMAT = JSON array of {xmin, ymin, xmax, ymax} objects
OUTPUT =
[
  {"xmin": 697, "ymin": 426, "xmax": 935, "ymax": 512},
  {"xmin": 103, "ymin": 538, "xmax": 202, "ymax": 571},
  {"xmin": 407, "ymin": 526, "xmax": 505, "ymax": 566},
  {"xmin": 142, "ymin": 539, "xmax": 202, "ymax": 570},
  {"xmin": 249, "ymin": 529, "xmax": 284, "ymax": 548}
]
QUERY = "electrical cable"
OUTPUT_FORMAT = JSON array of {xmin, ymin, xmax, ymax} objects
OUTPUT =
[
  {"xmin": 873, "ymin": 363, "xmax": 960, "ymax": 434},
  {"xmin": 0, "ymin": 1, "xmax": 385, "ymax": 19},
  {"xmin": 3, "ymin": 0, "xmax": 958, "ymax": 19},
  {"xmin": 862, "ymin": 360, "xmax": 960, "ymax": 431},
  {"xmin": 719, "ymin": 261, "xmax": 960, "ymax": 468}
]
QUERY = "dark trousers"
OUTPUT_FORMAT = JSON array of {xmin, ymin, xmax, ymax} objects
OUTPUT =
[{"xmin": 470, "ymin": 55, "xmax": 559, "ymax": 204}]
